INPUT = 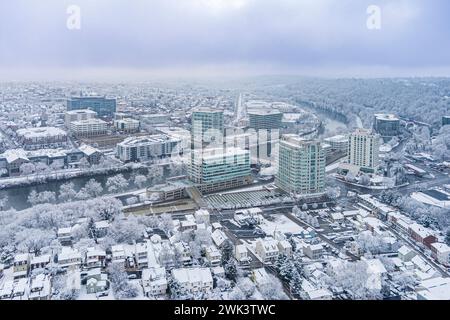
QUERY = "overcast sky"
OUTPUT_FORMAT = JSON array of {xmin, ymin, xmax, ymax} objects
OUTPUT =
[{"xmin": 1, "ymin": 0, "xmax": 449, "ymax": 80}]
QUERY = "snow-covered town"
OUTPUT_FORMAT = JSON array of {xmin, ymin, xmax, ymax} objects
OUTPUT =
[
  {"xmin": 1, "ymin": 79, "xmax": 450, "ymax": 301},
  {"xmin": 1, "ymin": 1, "xmax": 450, "ymax": 305}
]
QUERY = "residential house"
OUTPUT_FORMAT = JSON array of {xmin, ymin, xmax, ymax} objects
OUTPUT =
[
  {"xmin": 13, "ymin": 253, "xmax": 30, "ymax": 279},
  {"xmin": 141, "ymin": 267, "xmax": 168, "ymax": 297},
  {"xmin": 277, "ymin": 240, "xmax": 293, "ymax": 257},
  {"xmin": 28, "ymin": 274, "xmax": 51, "ymax": 300},
  {"xmin": 58, "ymin": 248, "xmax": 82, "ymax": 269},
  {"xmin": 111, "ymin": 245, "xmax": 126, "ymax": 267},
  {"xmin": 57, "ymin": 227, "xmax": 73, "ymax": 245},
  {"xmin": 398, "ymin": 245, "xmax": 417, "ymax": 262},
  {"xmin": 85, "ymin": 248, "xmax": 106, "ymax": 269},
  {"xmin": 179, "ymin": 220, "xmax": 197, "ymax": 233},
  {"xmin": 171, "ymin": 268, "xmax": 213, "ymax": 294},
  {"xmin": 0, "ymin": 281, "xmax": 14, "ymax": 300},
  {"xmin": 205, "ymin": 245, "xmax": 222, "ymax": 267},
  {"xmin": 30, "ymin": 254, "xmax": 51, "ymax": 271},
  {"xmin": 12, "ymin": 278, "xmax": 28, "ymax": 300},
  {"xmin": 174, "ymin": 242, "xmax": 193, "ymax": 266},
  {"xmin": 303, "ymin": 244, "xmax": 324, "ymax": 260},
  {"xmin": 94, "ymin": 220, "xmax": 110, "ymax": 238},
  {"xmin": 234, "ymin": 245, "xmax": 250, "ymax": 266},
  {"xmin": 86, "ymin": 269, "xmax": 109, "ymax": 294},
  {"xmin": 211, "ymin": 229, "xmax": 228, "ymax": 249},
  {"xmin": 134, "ymin": 242, "xmax": 149, "ymax": 269},
  {"xmin": 255, "ymin": 238, "xmax": 279, "ymax": 264}
]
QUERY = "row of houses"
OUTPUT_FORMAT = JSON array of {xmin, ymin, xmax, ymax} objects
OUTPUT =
[
  {"xmin": 357, "ymin": 194, "xmax": 450, "ymax": 266},
  {"xmin": 0, "ymin": 274, "xmax": 52, "ymax": 300},
  {"xmin": 12, "ymin": 246, "xmax": 108, "ymax": 280}
]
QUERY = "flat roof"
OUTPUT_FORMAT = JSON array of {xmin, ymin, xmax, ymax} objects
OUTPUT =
[{"xmin": 374, "ymin": 113, "xmax": 399, "ymax": 121}]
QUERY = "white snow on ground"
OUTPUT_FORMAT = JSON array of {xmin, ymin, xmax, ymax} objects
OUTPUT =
[{"xmin": 259, "ymin": 215, "xmax": 303, "ymax": 236}]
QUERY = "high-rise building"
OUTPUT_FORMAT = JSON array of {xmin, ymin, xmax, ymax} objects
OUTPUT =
[
  {"xmin": 442, "ymin": 116, "xmax": 450, "ymax": 126},
  {"xmin": 189, "ymin": 147, "xmax": 252, "ymax": 193},
  {"xmin": 67, "ymin": 96, "xmax": 117, "ymax": 118},
  {"xmin": 191, "ymin": 108, "xmax": 224, "ymax": 143},
  {"xmin": 248, "ymin": 109, "xmax": 283, "ymax": 131},
  {"xmin": 276, "ymin": 135, "xmax": 325, "ymax": 195},
  {"xmin": 247, "ymin": 109, "xmax": 282, "ymax": 163},
  {"xmin": 348, "ymin": 129, "xmax": 380, "ymax": 172},
  {"xmin": 373, "ymin": 114, "xmax": 400, "ymax": 138}
]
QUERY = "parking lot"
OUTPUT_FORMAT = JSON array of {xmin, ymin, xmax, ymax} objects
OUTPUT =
[{"xmin": 204, "ymin": 189, "xmax": 292, "ymax": 209}]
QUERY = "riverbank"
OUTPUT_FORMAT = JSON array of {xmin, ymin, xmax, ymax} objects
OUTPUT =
[{"xmin": 0, "ymin": 163, "xmax": 145, "ymax": 191}]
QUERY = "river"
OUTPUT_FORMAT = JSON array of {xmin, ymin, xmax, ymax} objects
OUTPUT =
[{"xmin": 0, "ymin": 166, "xmax": 173, "ymax": 211}]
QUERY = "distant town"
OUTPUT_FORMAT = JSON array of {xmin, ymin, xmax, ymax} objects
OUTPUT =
[{"xmin": 0, "ymin": 78, "xmax": 450, "ymax": 300}]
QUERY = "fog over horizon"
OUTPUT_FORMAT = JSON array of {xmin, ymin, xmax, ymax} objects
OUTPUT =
[{"xmin": 1, "ymin": 0, "xmax": 450, "ymax": 80}]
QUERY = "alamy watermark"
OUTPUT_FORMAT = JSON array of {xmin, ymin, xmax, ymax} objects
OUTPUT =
[
  {"xmin": 367, "ymin": 5, "xmax": 381, "ymax": 30},
  {"xmin": 66, "ymin": 5, "xmax": 81, "ymax": 30}
]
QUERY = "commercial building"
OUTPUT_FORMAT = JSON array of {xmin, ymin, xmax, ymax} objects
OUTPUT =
[
  {"xmin": 65, "ymin": 109, "xmax": 98, "ymax": 127},
  {"xmin": 16, "ymin": 127, "xmax": 68, "ymax": 150},
  {"xmin": 69, "ymin": 119, "xmax": 108, "ymax": 137},
  {"xmin": 191, "ymin": 108, "xmax": 224, "ymax": 143},
  {"xmin": 114, "ymin": 118, "xmax": 140, "ymax": 133},
  {"xmin": 324, "ymin": 135, "xmax": 349, "ymax": 153},
  {"xmin": 348, "ymin": 129, "xmax": 380, "ymax": 172},
  {"xmin": 246, "ymin": 109, "xmax": 281, "ymax": 163},
  {"xmin": 248, "ymin": 109, "xmax": 283, "ymax": 130},
  {"xmin": 373, "ymin": 114, "xmax": 400, "ymax": 138},
  {"xmin": 116, "ymin": 134, "xmax": 182, "ymax": 162},
  {"xmin": 67, "ymin": 96, "xmax": 117, "ymax": 118},
  {"xmin": 189, "ymin": 147, "xmax": 252, "ymax": 193},
  {"xmin": 276, "ymin": 135, "xmax": 326, "ymax": 195}
]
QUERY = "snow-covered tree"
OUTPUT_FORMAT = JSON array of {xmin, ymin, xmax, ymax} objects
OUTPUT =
[
  {"xmin": 108, "ymin": 263, "xmax": 139, "ymax": 299},
  {"xmin": 108, "ymin": 216, "xmax": 145, "ymax": 244},
  {"xmin": 148, "ymin": 165, "xmax": 164, "ymax": 184},
  {"xmin": 20, "ymin": 162, "xmax": 36, "ymax": 176},
  {"xmin": 15, "ymin": 228, "xmax": 55, "ymax": 255},
  {"xmin": 27, "ymin": 190, "xmax": 56, "ymax": 206},
  {"xmin": 159, "ymin": 213, "xmax": 174, "ymax": 237},
  {"xmin": 258, "ymin": 274, "xmax": 288, "ymax": 300},
  {"xmin": 106, "ymin": 174, "xmax": 129, "ymax": 193},
  {"xmin": 133, "ymin": 175, "xmax": 147, "ymax": 188},
  {"xmin": 0, "ymin": 195, "xmax": 8, "ymax": 211},
  {"xmin": 359, "ymin": 174, "xmax": 371, "ymax": 186},
  {"xmin": 83, "ymin": 179, "xmax": 103, "ymax": 198},
  {"xmin": 59, "ymin": 182, "xmax": 77, "ymax": 202}
]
